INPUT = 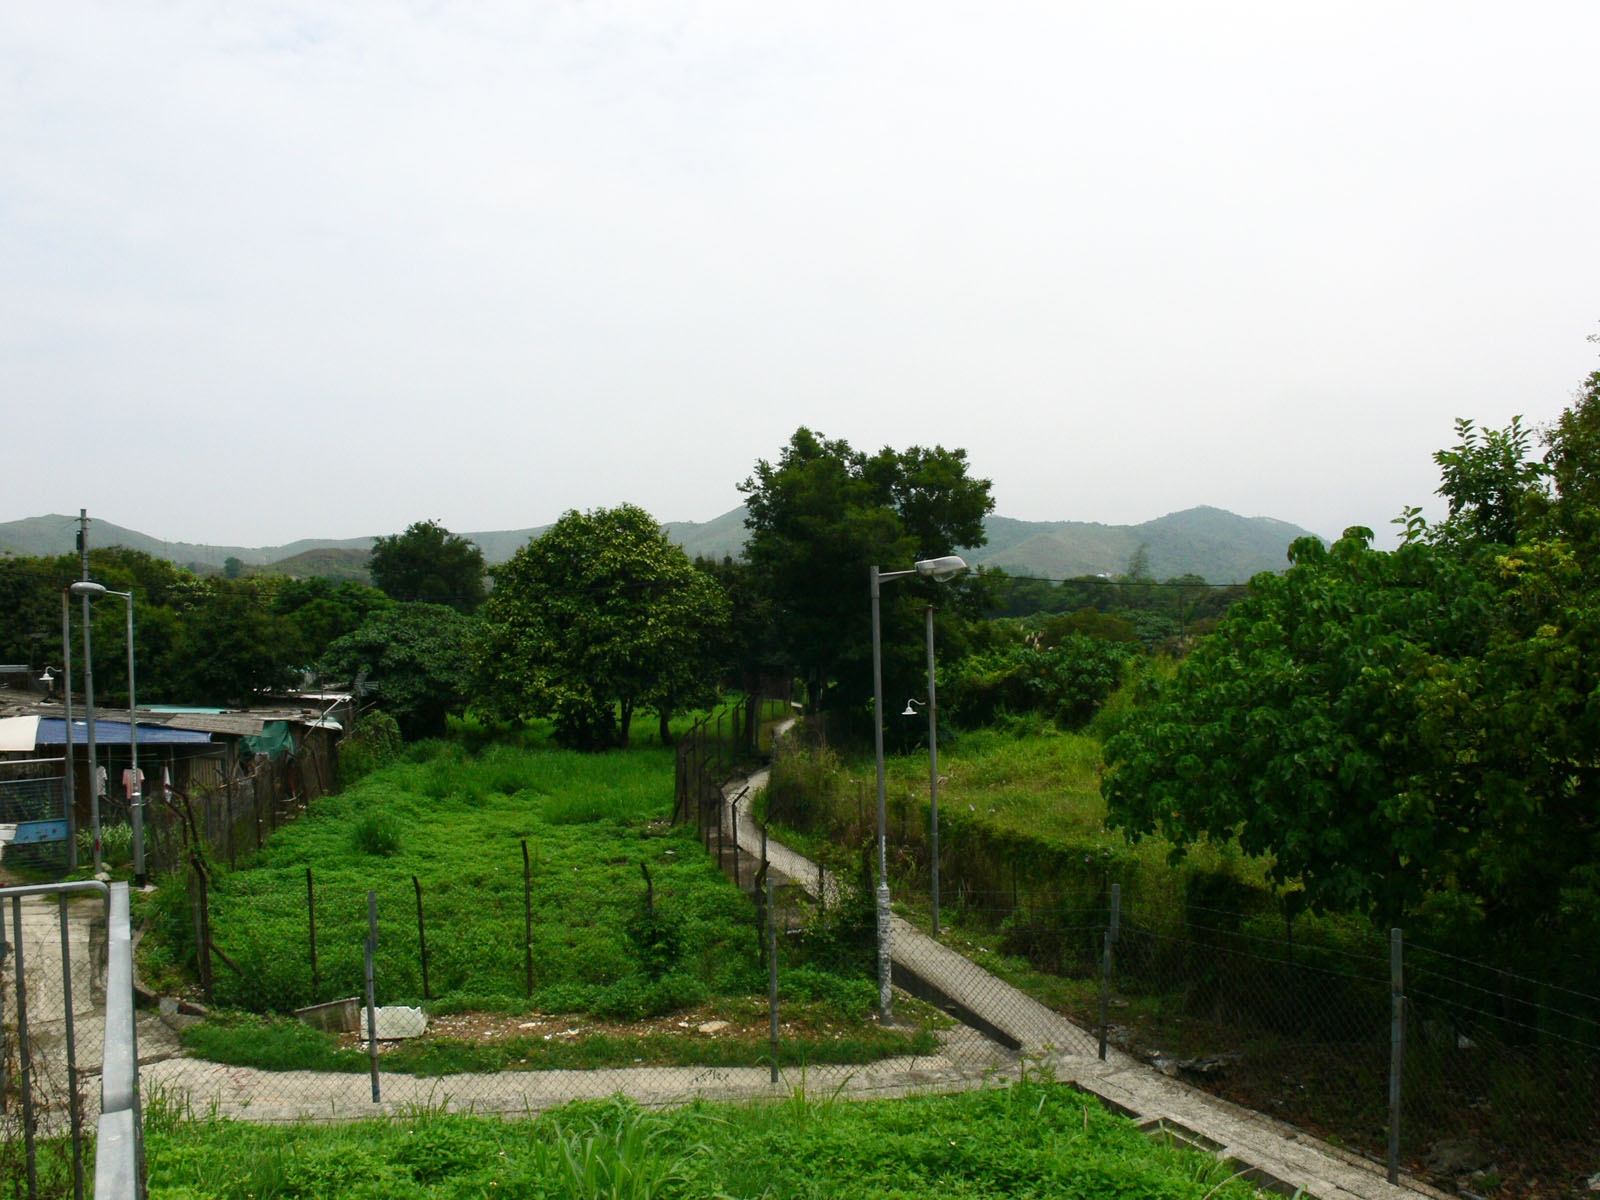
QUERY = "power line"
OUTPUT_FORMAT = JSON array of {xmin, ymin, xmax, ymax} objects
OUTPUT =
[{"xmin": 997, "ymin": 574, "xmax": 1250, "ymax": 590}]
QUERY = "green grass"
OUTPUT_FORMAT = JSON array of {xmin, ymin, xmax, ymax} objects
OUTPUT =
[
  {"xmin": 145, "ymin": 737, "xmax": 763, "ymax": 1016},
  {"xmin": 179, "ymin": 1010, "xmax": 939, "ymax": 1076},
  {"xmin": 763, "ymin": 722, "xmax": 1265, "ymax": 928},
  {"xmin": 142, "ymin": 1082, "xmax": 1283, "ymax": 1200},
  {"xmin": 144, "ymin": 716, "xmax": 933, "ymax": 1070}
]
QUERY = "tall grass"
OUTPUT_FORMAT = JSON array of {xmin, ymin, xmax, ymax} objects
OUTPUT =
[
  {"xmin": 150, "ymin": 736, "xmax": 764, "ymax": 1017},
  {"xmin": 143, "ymin": 1082, "xmax": 1279, "ymax": 1200}
]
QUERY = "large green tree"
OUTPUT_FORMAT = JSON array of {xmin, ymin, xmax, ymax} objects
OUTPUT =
[
  {"xmin": 319, "ymin": 603, "xmax": 477, "ymax": 739},
  {"xmin": 475, "ymin": 504, "xmax": 729, "ymax": 750},
  {"xmin": 739, "ymin": 428, "xmax": 993, "ymax": 713},
  {"xmin": 274, "ymin": 577, "xmax": 392, "ymax": 664},
  {"xmin": 368, "ymin": 520, "xmax": 486, "ymax": 612},
  {"xmin": 1104, "ymin": 366, "xmax": 1600, "ymax": 954}
]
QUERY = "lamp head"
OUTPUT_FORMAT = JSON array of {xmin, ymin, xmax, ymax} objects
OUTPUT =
[
  {"xmin": 914, "ymin": 555, "xmax": 968, "ymax": 582},
  {"xmin": 69, "ymin": 581, "xmax": 107, "ymax": 598},
  {"xmin": 40, "ymin": 668, "xmax": 54, "ymax": 686},
  {"xmin": 902, "ymin": 698, "xmax": 923, "ymax": 717}
]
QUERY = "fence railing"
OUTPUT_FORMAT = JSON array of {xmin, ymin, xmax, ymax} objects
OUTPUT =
[
  {"xmin": 921, "ymin": 884, "xmax": 1599, "ymax": 1198},
  {"xmin": 0, "ymin": 879, "xmax": 146, "ymax": 1200}
]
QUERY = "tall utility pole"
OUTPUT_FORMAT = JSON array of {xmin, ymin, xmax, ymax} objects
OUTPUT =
[{"xmin": 78, "ymin": 510, "xmax": 103, "ymax": 876}]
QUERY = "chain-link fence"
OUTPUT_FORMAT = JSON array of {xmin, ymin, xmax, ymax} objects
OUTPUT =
[
  {"xmin": 910, "ymin": 880, "xmax": 1599, "ymax": 1198},
  {"xmin": 0, "ymin": 885, "xmax": 111, "ymax": 1200},
  {"xmin": 139, "ymin": 735, "xmax": 338, "ymax": 880},
  {"xmin": 139, "ymin": 814, "xmax": 1005, "ymax": 1126},
  {"xmin": 0, "ymin": 764, "xmax": 71, "ymax": 877}
]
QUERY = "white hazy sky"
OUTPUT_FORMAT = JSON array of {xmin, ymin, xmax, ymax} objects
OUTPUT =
[{"xmin": 3, "ymin": 1, "xmax": 1597, "ymax": 548}]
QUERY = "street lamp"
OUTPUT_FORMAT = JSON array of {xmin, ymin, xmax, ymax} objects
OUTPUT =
[
  {"xmin": 59, "ymin": 593, "xmax": 78, "ymax": 869},
  {"xmin": 69, "ymin": 581, "xmax": 143, "ymax": 882},
  {"xmin": 69, "ymin": 581, "xmax": 106, "ymax": 876},
  {"xmin": 870, "ymin": 554, "xmax": 967, "ymax": 1023},
  {"xmin": 901, "ymin": 619, "xmax": 947, "ymax": 940}
]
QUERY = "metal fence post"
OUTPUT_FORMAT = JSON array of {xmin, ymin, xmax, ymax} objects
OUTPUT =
[
  {"xmin": 365, "ymin": 890, "xmax": 380, "ymax": 1103},
  {"xmin": 1388, "ymin": 927, "xmax": 1405, "ymax": 1185},
  {"xmin": 522, "ymin": 839, "xmax": 533, "ymax": 1000},
  {"xmin": 13, "ymin": 897, "xmax": 38, "ymax": 1199},
  {"xmin": 58, "ymin": 895, "xmax": 84, "ymax": 1200},
  {"xmin": 1098, "ymin": 883, "xmax": 1121, "ymax": 1062},
  {"xmin": 765, "ymin": 823, "xmax": 778, "ymax": 1084},
  {"xmin": 414, "ymin": 874, "xmax": 430, "ymax": 1001},
  {"xmin": 306, "ymin": 867, "xmax": 318, "ymax": 999}
]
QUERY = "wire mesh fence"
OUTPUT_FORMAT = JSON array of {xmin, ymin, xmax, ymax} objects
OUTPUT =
[
  {"xmin": 125, "ymin": 705, "xmax": 1599, "ymax": 1197},
  {"xmin": 138, "ymin": 822, "xmax": 1002, "ymax": 1126},
  {"xmin": 908, "ymin": 881, "xmax": 1600, "ymax": 1198},
  {"xmin": 0, "ymin": 766, "xmax": 71, "ymax": 878},
  {"xmin": 0, "ymin": 888, "xmax": 107, "ymax": 1200}
]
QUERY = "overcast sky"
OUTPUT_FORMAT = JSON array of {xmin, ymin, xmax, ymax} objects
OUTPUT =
[{"xmin": 3, "ymin": 1, "xmax": 1596, "ymax": 549}]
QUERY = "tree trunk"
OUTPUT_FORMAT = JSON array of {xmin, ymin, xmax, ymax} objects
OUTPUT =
[
  {"xmin": 658, "ymin": 708, "xmax": 673, "ymax": 746},
  {"xmin": 618, "ymin": 699, "xmax": 634, "ymax": 748}
]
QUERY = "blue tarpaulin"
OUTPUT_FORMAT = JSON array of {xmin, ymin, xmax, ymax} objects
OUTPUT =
[{"xmin": 35, "ymin": 719, "xmax": 212, "ymax": 746}]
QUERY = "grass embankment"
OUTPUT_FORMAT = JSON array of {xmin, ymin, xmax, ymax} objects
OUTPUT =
[
  {"xmin": 142, "ymin": 1083, "xmax": 1282, "ymax": 1200},
  {"xmin": 762, "ymin": 716, "xmax": 1374, "ymax": 1025},
  {"xmin": 142, "ymin": 728, "xmax": 937, "ymax": 1072}
]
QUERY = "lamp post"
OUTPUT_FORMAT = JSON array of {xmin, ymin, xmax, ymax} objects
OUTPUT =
[
  {"xmin": 57, "ymin": 590, "xmax": 79, "ymax": 869},
  {"xmin": 870, "ymin": 554, "xmax": 967, "ymax": 1023},
  {"xmin": 70, "ymin": 581, "xmax": 105, "ymax": 876},
  {"xmin": 902, "ymin": 614, "xmax": 946, "ymax": 938},
  {"xmin": 68, "ymin": 581, "xmax": 142, "ymax": 882},
  {"xmin": 108, "ymin": 588, "xmax": 143, "ymax": 886}
]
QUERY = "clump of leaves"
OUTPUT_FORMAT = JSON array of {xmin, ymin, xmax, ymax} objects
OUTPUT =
[{"xmin": 624, "ymin": 898, "xmax": 685, "ymax": 981}]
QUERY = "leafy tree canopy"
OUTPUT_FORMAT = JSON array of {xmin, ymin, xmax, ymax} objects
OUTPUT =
[
  {"xmin": 368, "ymin": 520, "xmax": 486, "ymax": 612},
  {"xmin": 475, "ymin": 504, "xmax": 729, "ymax": 750},
  {"xmin": 739, "ymin": 428, "xmax": 993, "ymax": 713},
  {"xmin": 1104, "ymin": 354, "xmax": 1600, "ymax": 955},
  {"xmin": 274, "ymin": 577, "xmax": 392, "ymax": 664},
  {"xmin": 319, "ymin": 603, "xmax": 477, "ymax": 740}
]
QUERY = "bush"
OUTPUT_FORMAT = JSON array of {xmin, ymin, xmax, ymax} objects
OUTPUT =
[
  {"xmin": 763, "ymin": 744, "xmax": 843, "ymax": 831},
  {"xmin": 340, "ymin": 709, "xmax": 403, "ymax": 782},
  {"xmin": 78, "ymin": 821, "xmax": 134, "ymax": 868},
  {"xmin": 350, "ymin": 809, "xmax": 402, "ymax": 857},
  {"xmin": 944, "ymin": 637, "xmax": 1132, "ymax": 730},
  {"xmin": 624, "ymin": 902, "xmax": 685, "ymax": 981}
]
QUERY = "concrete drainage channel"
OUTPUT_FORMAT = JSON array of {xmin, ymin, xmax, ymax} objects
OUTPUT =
[{"xmin": 1134, "ymin": 1115, "xmax": 1306, "ymax": 1199}]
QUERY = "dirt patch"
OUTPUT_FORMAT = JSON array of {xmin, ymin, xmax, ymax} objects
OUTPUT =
[{"xmin": 334, "ymin": 1003, "xmax": 789, "ymax": 1055}]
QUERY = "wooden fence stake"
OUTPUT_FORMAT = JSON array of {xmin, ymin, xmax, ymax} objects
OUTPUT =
[
  {"xmin": 365, "ymin": 890, "xmax": 379, "ymax": 1102},
  {"xmin": 414, "ymin": 874, "xmax": 430, "ymax": 1001},
  {"xmin": 522, "ymin": 839, "xmax": 533, "ymax": 999},
  {"xmin": 307, "ymin": 867, "xmax": 319, "ymax": 998}
]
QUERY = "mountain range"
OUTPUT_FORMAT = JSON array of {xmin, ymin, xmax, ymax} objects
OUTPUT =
[{"xmin": 0, "ymin": 506, "xmax": 1323, "ymax": 585}]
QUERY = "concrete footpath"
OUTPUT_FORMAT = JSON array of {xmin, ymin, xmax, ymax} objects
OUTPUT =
[{"xmin": 729, "ymin": 761, "xmax": 1441, "ymax": 1200}]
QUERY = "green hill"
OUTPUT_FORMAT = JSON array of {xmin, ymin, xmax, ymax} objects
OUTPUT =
[{"xmin": 0, "ymin": 506, "xmax": 1322, "ymax": 585}]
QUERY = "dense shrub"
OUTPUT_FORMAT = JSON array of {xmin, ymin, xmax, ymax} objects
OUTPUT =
[
  {"xmin": 762, "ymin": 743, "xmax": 844, "ymax": 831},
  {"xmin": 944, "ymin": 635, "xmax": 1132, "ymax": 730},
  {"xmin": 339, "ymin": 709, "xmax": 403, "ymax": 782}
]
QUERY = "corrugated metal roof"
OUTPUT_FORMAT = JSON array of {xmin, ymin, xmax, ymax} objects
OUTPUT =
[
  {"xmin": 36, "ymin": 719, "xmax": 212, "ymax": 746},
  {"xmin": 149, "ymin": 713, "xmax": 275, "ymax": 736}
]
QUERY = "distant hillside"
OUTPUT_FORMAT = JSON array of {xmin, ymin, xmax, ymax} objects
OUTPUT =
[
  {"xmin": 974, "ymin": 507, "xmax": 1318, "ymax": 582},
  {"xmin": 249, "ymin": 547, "xmax": 374, "ymax": 584},
  {"xmin": 0, "ymin": 506, "xmax": 1321, "ymax": 585}
]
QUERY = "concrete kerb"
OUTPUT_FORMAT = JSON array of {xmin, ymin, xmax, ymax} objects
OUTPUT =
[
  {"xmin": 137, "ymin": 1026, "xmax": 1016, "ymax": 1124},
  {"xmin": 721, "ymin": 749, "xmax": 1439, "ymax": 1200}
]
